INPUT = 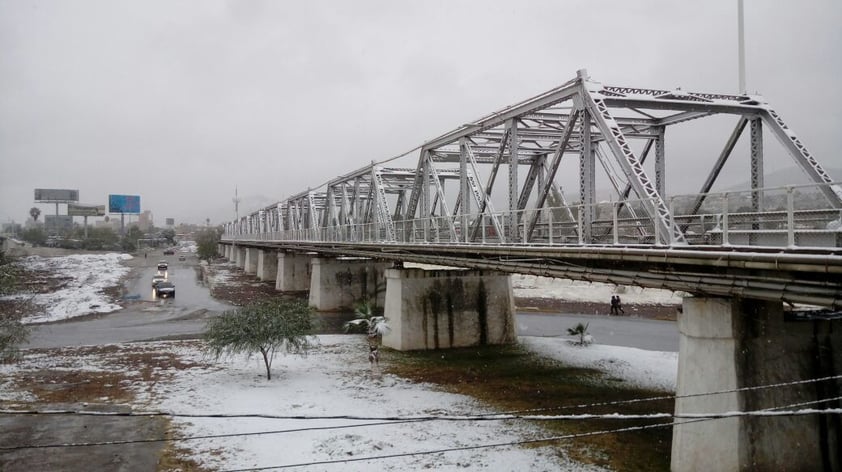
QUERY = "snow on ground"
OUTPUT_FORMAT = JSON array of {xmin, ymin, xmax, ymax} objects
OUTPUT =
[
  {"xmin": 135, "ymin": 336, "xmax": 608, "ymax": 472},
  {"xmin": 512, "ymin": 275, "xmax": 682, "ymax": 305},
  {"xmin": 12, "ymin": 253, "xmax": 132, "ymax": 324},
  {"xmin": 205, "ymin": 261, "xmax": 235, "ymax": 289},
  {"xmin": 522, "ymin": 337, "xmax": 677, "ymax": 392}
]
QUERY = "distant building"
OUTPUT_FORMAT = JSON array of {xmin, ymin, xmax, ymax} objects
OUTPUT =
[{"xmin": 138, "ymin": 210, "xmax": 154, "ymax": 232}]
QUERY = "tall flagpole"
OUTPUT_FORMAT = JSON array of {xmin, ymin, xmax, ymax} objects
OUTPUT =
[{"xmin": 738, "ymin": 0, "xmax": 746, "ymax": 93}]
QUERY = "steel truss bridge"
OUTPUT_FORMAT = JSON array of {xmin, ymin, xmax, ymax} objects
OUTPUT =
[{"xmin": 223, "ymin": 69, "xmax": 842, "ymax": 308}]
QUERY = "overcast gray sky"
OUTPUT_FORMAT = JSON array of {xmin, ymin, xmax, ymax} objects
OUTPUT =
[{"xmin": 1, "ymin": 0, "xmax": 840, "ymax": 227}]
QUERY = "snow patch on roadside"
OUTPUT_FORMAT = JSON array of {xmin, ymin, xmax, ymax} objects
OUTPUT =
[
  {"xmin": 13, "ymin": 253, "xmax": 132, "ymax": 324},
  {"xmin": 522, "ymin": 336, "xmax": 678, "ymax": 392}
]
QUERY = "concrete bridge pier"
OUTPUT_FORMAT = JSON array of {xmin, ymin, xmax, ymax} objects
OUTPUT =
[
  {"xmin": 256, "ymin": 249, "xmax": 278, "ymax": 282},
  {"xmin": 309, "ymin": 257, "xmax": 390, "ymax": 311},
  {"xmin": 217, "ymin": 244, "xmax": 225, "ymax": 257},
  {"xmin": 672, "ymin": 297, "xmax": 841, "ymax": 471},
  {"xmin": 275, "ymin": 252, "xmax": 313, "ymax": 292},
  {"xmin": 381, "ymin": 268, "xmax": 517, "ymax": 351},
  {"xmin": 243, "ymin": 247, "xmax": 258, "ymax": 274},
  {"xmin": 234, "ymin": 246, "xmax": 246, "ymax": 268}
]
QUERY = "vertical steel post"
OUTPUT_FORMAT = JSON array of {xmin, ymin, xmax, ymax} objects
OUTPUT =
[
  {"xmin": 786, "ymin": 186, "xmax": 795, "ymax": 247},
  {"xmin": 579, "ymin": 109, "xmax": 595, "ymax": 243},
  {"xmin": 548, "ymin": 210, "xmax": 554, "ymax": 245},
  {"xmin": 508, "ymin": 119, "xmax": 520, "ymax": 242},
  {"xmin": 722, "ymin": 193, "xmax": 730, "ymax": 246}
]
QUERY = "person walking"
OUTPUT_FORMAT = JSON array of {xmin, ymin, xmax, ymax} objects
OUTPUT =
[{"xmin": 610, "ymin": 295, "xmax": 619, "ymax": 315}]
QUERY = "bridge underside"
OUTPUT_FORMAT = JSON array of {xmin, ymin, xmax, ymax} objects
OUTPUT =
[{"xmin": 225, "ymin": 241, "xmax": 842, "ymax": 309}]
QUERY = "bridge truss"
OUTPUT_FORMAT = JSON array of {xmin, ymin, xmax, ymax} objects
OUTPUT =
[{"xmin": 226, "ymin": 69, "xmax": 841, "ymax": 249}]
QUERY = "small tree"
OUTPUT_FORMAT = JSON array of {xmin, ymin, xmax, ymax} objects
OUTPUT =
[
  {"xmin": 20, "ymin": 227, "xmax": 47, "ymax": 246},
  {"xmin": 567, "ymin": 322, "xmax": 592, "ymax": 346},
  {"xmin": 161, "ymin": 228, "xmax": 176, "ymax": 245},
  {"xmin": 204, "ymin": 299, "xmax": 317, "ymax": 380},
  {"xmin": 29, "ymin": 207, "xmax": 41, "ymax": 222},
  {"xmin": 195, "ymin": 227, "xmax": 220, "ymax": 261}
]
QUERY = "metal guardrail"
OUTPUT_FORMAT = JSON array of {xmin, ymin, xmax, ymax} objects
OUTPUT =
[{"xmin": 224, "ymin": 182, "xmax": 842, "ymax": 250}]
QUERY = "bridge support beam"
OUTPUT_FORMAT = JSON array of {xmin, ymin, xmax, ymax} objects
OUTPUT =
[
  {"xmin": 672, "ymin": 296, "xmax": 841, "ymax": 472},
  {"xmin": 381, "ymin": 268, "xmax": 517, "ymax": 351},
  {"xmin": 309, "ymin": 258, "xmax": 389, "ymax": 311},
  {"xmin": 275, "ymin": 252, "xmax": 312, "ymax": 292},
  {"xmin": 217, "ymin": 244, "xmax": 225, "ymax": 257},
  {"xmin": 243, "ymin": 248, "xmax": 258, "ymax": 274},
  {"xmin": 256, "ymin": 249, "xmax": 277, "ymax": 282}
]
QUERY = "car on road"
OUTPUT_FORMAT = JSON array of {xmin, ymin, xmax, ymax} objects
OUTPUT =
[
  {"xmin": 152, "ymin": 274, "xmax": 166, "ymax": 287},
  {"xmin": 163, "ymin": 248, "xmax": 175, "ymax": 255},
  {"xmin": 178, "ymin": 255, "xmax": 186, "ymax": 261},
  {"xmin": 154, "ymin": 281, "xmax": 175, "ymax": 298},
  {"xmin": 157, "ymin": 261, "xmax": 168, "ymax": 271}
]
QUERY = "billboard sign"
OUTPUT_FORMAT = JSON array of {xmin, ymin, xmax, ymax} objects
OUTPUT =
[
  {"xmin": 68, "ymin": 204, "xmax": 106, "ymax": 217},
  {"xmin": 45, "ymin": 215, "xmax": 73, "ymax": 232},
  {"xmin": 165, "ymin": 218, "xmax": 175, "ymax": 226},
  {"xmin": 34, "ymin": 188, "xmax": 79, "ymax": 202},
  {"xmin": 108, "ymin": 194, "xmax": 141, "ymax": 214}
]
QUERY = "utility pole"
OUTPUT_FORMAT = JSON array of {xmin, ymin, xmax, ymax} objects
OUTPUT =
[
  {"xmin": 232, "ymin": 187, "xmax": 240, "ymax": 255},
  {"xmin": 737, "ymin": 0, "xmax": 746, "ymax": 93}
]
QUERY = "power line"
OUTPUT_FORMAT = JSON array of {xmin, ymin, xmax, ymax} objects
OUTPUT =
[
  {"xmin": 218, "ymin": 407, "xmax": 842, "ymax": 472},
  {"xmin": 494, "ymin": 373, "xmax": 842, "ymax": 416},
  {"xmin": 1, "ymin": 406, "xmax": 838, "ymax": 452},
  {"xmin": 4, "ymin": 373, "xmax": 838, "ymax": 422},
  {"xmin": 0, "ymin": 419, "xmax": 424, "ymax": 451}
]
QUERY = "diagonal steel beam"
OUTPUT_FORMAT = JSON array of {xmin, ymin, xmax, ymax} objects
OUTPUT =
[
  {"xmin": 685, "ymin": 117, "xmax": 749, "ymax": 219},
  {"xmin": 759, "ymin": 107, "xmax": 842, "ymax": 208},
  {"xmin": 526, "ymin": 109, "xmax": 580, "ymax": 240},
  {"xmin": 582, "ymin": 80, "xmax": 686, "ymax": 245}
]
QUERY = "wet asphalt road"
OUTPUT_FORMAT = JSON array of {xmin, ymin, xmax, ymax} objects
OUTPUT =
[
  {"xmin": 26, "ymin": 253, "xmax": 233, "ymax": 349},
  {"xmin": 26, "ymin": 253, "xmax": 679, "ymax": 352},
  {"xmin": 516, "ymin": 312, "xmax": 679, "ymax": 352}
]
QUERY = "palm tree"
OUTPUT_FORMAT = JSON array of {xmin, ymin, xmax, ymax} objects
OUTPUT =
[
  {"xmin": 567, "ymin": 322, "xmax": 591, "ymax": 345},
  {"xmin": 29, "ymin": 207, "xmax": 41, "ymax": 222},
  {"xmin": 344, "ymin": 301, "xmax": 390, "ymax": 343}
]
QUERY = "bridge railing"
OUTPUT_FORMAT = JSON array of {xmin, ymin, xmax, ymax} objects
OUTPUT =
[{"xmin": 224, "ymin": 182, "xmax": 842, "ymax": 249}]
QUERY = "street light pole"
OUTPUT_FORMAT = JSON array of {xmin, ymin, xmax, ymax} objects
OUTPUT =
[{"xmin": 738, "ymin": 0, "xmax": 746, "ymax": 93}]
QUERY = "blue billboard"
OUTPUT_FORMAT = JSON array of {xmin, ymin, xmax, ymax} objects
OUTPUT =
[{"xmin": 108, "ymin": 194, "xmax": 141, "ymax": 214}]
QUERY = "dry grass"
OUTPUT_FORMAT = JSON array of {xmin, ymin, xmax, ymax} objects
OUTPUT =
[{"xmin": 386, "ymin": 343, "xmax": 673, "ymax": 471}]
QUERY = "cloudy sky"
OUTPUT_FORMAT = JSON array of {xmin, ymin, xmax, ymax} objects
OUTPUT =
[{"xmin": 1, "ymin": 0, "xmax": 840, "ymax": 226}]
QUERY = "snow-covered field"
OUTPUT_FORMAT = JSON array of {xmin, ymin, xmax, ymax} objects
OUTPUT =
[
  {"xmin": 134, "ymin": 336, "xmax": 626, "ymax": 471},
  {"xmin": 1, "ymin": 335, "xmax": 673, "ymax": 471},
  {"xmin": 7, "ymin": 253, "xmax": 132, "ymax": 324},
  {"xmin": 1, "ymin": 253, "xmax": 680, "ymax": 470}
]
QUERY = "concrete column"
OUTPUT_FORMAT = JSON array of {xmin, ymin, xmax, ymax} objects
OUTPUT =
[
  {"xmin": 381, "ymin": 268, "xmax": 517, "ymax": 351},
  {"xmin": 217, "ymin": 244, "xmax": 224, "ymax": 256},
  {"xmin": 309, "ymin": 258, "xmax": 390, "ymax": 311},
  {"xmin": 276, "ymin": 252, "xmax": 312, "ymax": 292},
  {"xmin": 235, "ymin": 247, "xmax": 246, "ymax": 268},
  {"xmin": 257, "ymin": 249, "xmax": 278, "ymax": 282},
  {"xmin": 672, "ymin": 297, "xmax": 841, "ymax": 471},
  {"xmin": 243, "ymin": 247, "xmax": 258, "ymax": 274}
]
